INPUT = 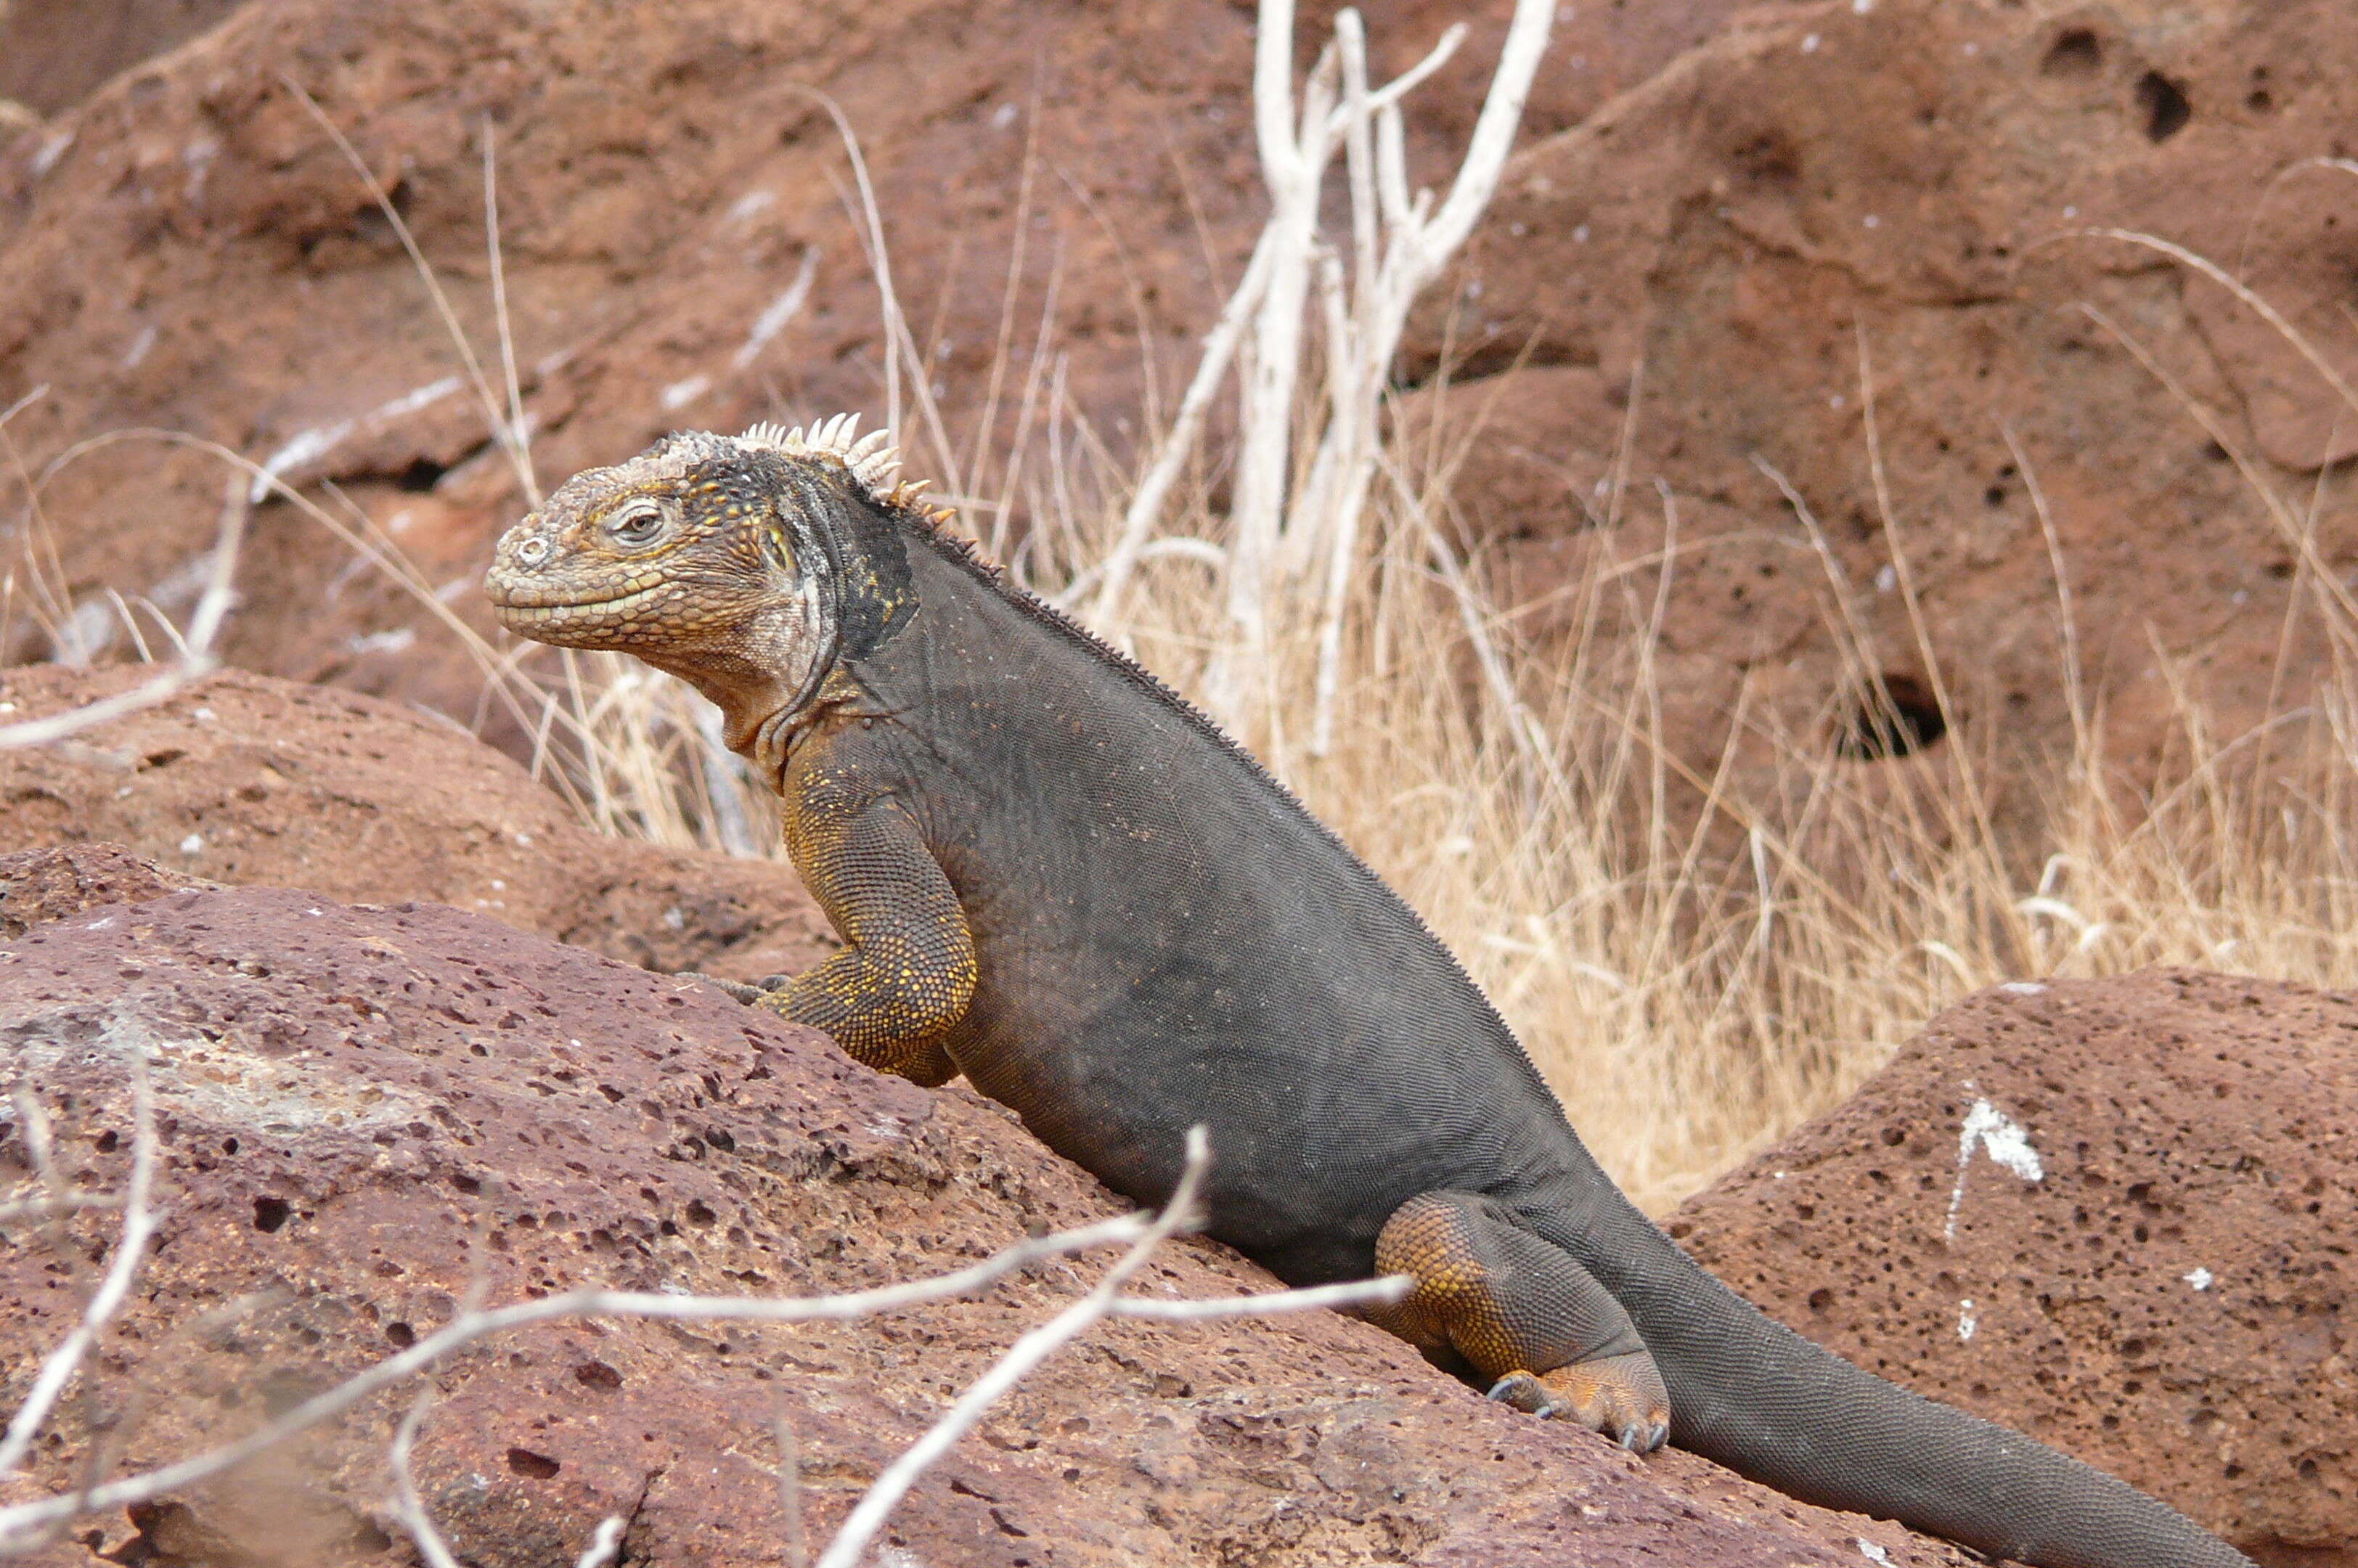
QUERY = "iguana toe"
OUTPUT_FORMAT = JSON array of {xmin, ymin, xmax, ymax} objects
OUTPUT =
[
  {"xmin": 1486, "ymin": 1371, "xmax": 1563, "ymax": 1418},
  {"xmin": 679, "ymin": 972, "xmax": 764, "ymax": 1005},
  {"xmin": 1533, "ymin": 1350, "xmax": 1672, "ymax": 1453},
  {"xmin": 1489, "ymin": 1355, "xmax": 1670, "ymax": 1453}
]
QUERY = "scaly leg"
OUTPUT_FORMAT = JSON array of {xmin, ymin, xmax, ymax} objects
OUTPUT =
[{"xmin": 1367, "ymin": 1191, "xmax": 1670, "ymax": 1452}]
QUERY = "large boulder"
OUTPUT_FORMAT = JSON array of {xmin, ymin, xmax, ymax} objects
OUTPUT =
[
  {"xmin": 0, "ymin": 878, "xmax": 1989, "ymax": 1567},
  {"xmin": 1416, "ymin": 0, "xmax": 2358, "ymax": 794},
  {"xmin": 1670, "ymin": 970, "xmax": 2358, "ymax": 1566},
  {"xmin": 0, "ymin": 663, "xmax": 832, "ymax": 983}
]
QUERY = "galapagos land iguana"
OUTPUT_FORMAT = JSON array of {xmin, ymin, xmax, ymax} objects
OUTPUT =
[{"xmin": 484, "ymin": 417, "xmax": 2252, "ymax": 1568}]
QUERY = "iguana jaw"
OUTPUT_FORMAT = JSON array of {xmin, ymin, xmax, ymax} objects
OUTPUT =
[{"xmin": 484, "ymin": 580, "xmax": 673, "ymax": 640}]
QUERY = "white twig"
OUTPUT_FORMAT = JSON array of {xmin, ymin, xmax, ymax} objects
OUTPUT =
[
  {"xmin": 572, "ymin": 1515, "xmax": 628, "ymax": 1568},
  {"xmin": 1105, "ymin": 1275, "xmax": 1406, "ymax": 1320},
  {"xmin": 1082, "ymin": 231, "xmax": 1276, "ymax": 623},
  {"xmin": 388, "ymin": 1389, "xmax": 464, "ymax": 1568},
  {"xmin": 0, "ymin": 1214, "xmax": 1147, "ymax": 1546},
  {"xmin": 812, "ymin": 1130, "xmax": 1403, "ymax": 1568},
  {"xmin": 0, "ymin": 1057, "xmax": 158, "ymax": 1484}
]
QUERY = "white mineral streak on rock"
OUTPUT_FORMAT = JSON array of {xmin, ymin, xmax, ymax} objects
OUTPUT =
[
  {"xmin": 1957, "ymin": 1298, "xmax": 1977, "ymax": 1342},
  {"xmin": 1945, "ymin": 1096, "xmax": 2044, "ymax": 1240}
]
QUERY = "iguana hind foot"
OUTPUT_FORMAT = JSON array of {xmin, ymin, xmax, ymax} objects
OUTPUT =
[
  {"xmin": 1369, "ymin": 1191, "xmax": 1671, "ymax": 1453},
  {"xmin": 1488, "ymin": 1356, "xmax": 1670, "ymax": 1451}
]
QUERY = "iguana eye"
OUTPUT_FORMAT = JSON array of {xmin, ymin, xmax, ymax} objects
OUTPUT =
[{"xmin": 604, "ymin": 500, "xmax": 668, "ymax": 548}]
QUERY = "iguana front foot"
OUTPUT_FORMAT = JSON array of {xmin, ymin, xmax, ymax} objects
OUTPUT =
[
  {"xmin": 1369, "ymin": 1191, "xmax": 1674, "ymax": 1454},
  {"xmin": 1488, "ymin": 1356, "xmax": 1670, "ymax": 1451}
]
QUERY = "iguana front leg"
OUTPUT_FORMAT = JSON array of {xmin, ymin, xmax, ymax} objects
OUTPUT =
[
  {"xmin": 1367, "ymin": 1191, "xmax": 1671, "ymax": 1453},
  {"xmin": 733, "ymin": 757, "xmax": 975, "ymax": 1087}
]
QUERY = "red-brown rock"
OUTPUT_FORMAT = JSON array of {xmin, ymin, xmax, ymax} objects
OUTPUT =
[
  {"xmin": 1415, "ymin": 0, "xmax": 2358, "ymax": 793},
  {"xmin": 1671, "ymin": 970, "xmax": 2358, "ymax": 1567},
  {"xmin": 0, "ymin": 840, "xmax": 219, "ymax": 937},
  {"xmin": 0, "ymin": 881, "xmax": 1987, "ymax": 1567},
  {"xmin": 0, "ymin": 0, "xmax": 1733, "ymax": 745},
  {"xmin": 0, "ymin": 663, "xmax": 832, "ymax": 983}
]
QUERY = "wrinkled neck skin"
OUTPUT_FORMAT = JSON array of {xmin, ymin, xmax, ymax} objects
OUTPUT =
[{"xmin": 647, "ymin": 595, "xmax": 838, "ymax": 793}]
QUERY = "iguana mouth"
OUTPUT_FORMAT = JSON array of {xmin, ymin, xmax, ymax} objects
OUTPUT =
[{"xmin": 489, "ymin": 582, "xmax": 669, "ymax": 618}]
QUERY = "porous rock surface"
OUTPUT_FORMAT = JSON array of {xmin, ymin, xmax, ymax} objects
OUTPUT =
[
  {"xmin": 1, "ymin": 0, "xmax": 2351, "ymax": 797},
  {"xmin": 0, "ymin": 0, "xmax": 1735, "ymax": 743},
  {"xmin": 0, "ymin": 881, "xmax": 1982, "ymax": 1567},
  {"xmin": 0, "ymin": 663, "xmax": 831, "ymax": 984},
  {"xmin": 0, "ymin": 841, "xmax": 219, "ymax": 938},
  {"xmin": 1672, "ymin": 970, "xmax": 2357, "ymax": 1568},
  {"xmin": 1416, "ymin": 0, "xmax": 2358, "ymax": 792}
]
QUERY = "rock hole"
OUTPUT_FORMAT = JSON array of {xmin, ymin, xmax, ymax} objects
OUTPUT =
[
  {"xmin": 112, "ymin": 1501, "xmax": 206, "ymax": 1566},
  {"xmin": 505, "ymin": 1447, "xmax": 561, "ymax": 1479},
  {"xmin": 451, "ymin": 1173, "xmax": 481, "ymax": 1195},
  {"xmin": 395, "ymin": 457, "xmax": 446, "ymax": 493},
  {"xmin": 1807, "ymin": 1287, "xmax": 1835, "ymax": 1312},
  {"xmin": 2136, "ymin": 72, "xmax": 2191, "ymax": 142},
  {"xmin": 2041, "ymin": 28, "xmax": 2102, "ymax": 78},
  {"xmin": 1836, "ymin": 675, "xmax": 1948, "ymax": 760},
  {"xmin": 684, "ymin": 1200, "xmax": 717, "ymax": 1226},
  {"xmin": 385, "ymin": 1322, "xmax": 415, "ymax": 1349},
  {"xmin": 576, "ymin": 1360, "xmax": 623, "ymax": 1391},
  {"xmin": 252, "ymin": 1196, "xmax": 291, "ymax": 1233},
  {"xmin": 94, "ymin": 1129, "xmax": 118, "ymax": 1153}
]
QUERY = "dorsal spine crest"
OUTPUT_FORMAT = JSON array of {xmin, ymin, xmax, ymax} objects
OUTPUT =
[{"xmin": 738, "ymin": 414, "xmax": 905, "ymax": 501}]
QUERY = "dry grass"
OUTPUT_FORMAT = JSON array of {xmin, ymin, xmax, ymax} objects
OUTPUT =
[
  {"xmin": 531, "ymin": 50, "xmax": 2358, "ymax": 1211},
  {"xmin": 10, "ymin": 48, "xmax": 2358, "ymax": 1217},
  {"xmin": 543, "ymin": 360, "xmax": 2358, "ymax": 1215}
]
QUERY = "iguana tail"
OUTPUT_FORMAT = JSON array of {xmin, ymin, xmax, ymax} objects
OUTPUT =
[{"xmin": 1537, "ymin": 1196, "xmax": 2253, "ymax": 1568}]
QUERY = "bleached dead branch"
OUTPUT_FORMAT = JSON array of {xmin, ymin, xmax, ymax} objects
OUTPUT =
[
  {"xmin": 0, "ymin": 1057, "xmax": 158, "ymax": 1485},
  {"xmin": 814, "ymin": 1127, "xmax": 1408, "ymax": 1568},
  {"xmin": 0, "ymin": 1110, "xmax": 1404, "ymax": 1564},
  {"xmin": 1110, "ymin": 0, "xmax": 1549, "ymax": 734}
]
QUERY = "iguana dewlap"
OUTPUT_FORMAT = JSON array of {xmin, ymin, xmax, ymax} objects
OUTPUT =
[{"xmin": 486, "ymin": 419, "xmax": 2252, "ymax": 1568}]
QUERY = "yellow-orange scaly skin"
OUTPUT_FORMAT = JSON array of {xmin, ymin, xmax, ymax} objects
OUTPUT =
[{"xmin": 762, "ymin": 714, "xmax": 973, "ymax": 1087}]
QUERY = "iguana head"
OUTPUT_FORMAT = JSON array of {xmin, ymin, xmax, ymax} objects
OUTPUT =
[{"xmin": 485, "ymin": 416, "xmax": 922, "ymax": 775}]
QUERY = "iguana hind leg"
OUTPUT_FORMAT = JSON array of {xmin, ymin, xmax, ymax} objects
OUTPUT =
[{"xmin": 1368, "ymin": 1191, "xmax": 1670, "ymax": 1453}]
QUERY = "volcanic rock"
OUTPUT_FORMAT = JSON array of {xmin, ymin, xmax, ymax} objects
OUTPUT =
[
  {"xmin": 1671, "ymin": 969, "xmax": 2358, "ymax": 1567},
  {"xmin": 0, "ymin": 883, "xmax": 1985, "ymax": 1567},
  {"xmin": 0, "ymin": 663, "xmax": 832, "ymax": 983},
  {"xmin": 1413, "ymin": 0, "xmax": 2358, "ymax": 793}
]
